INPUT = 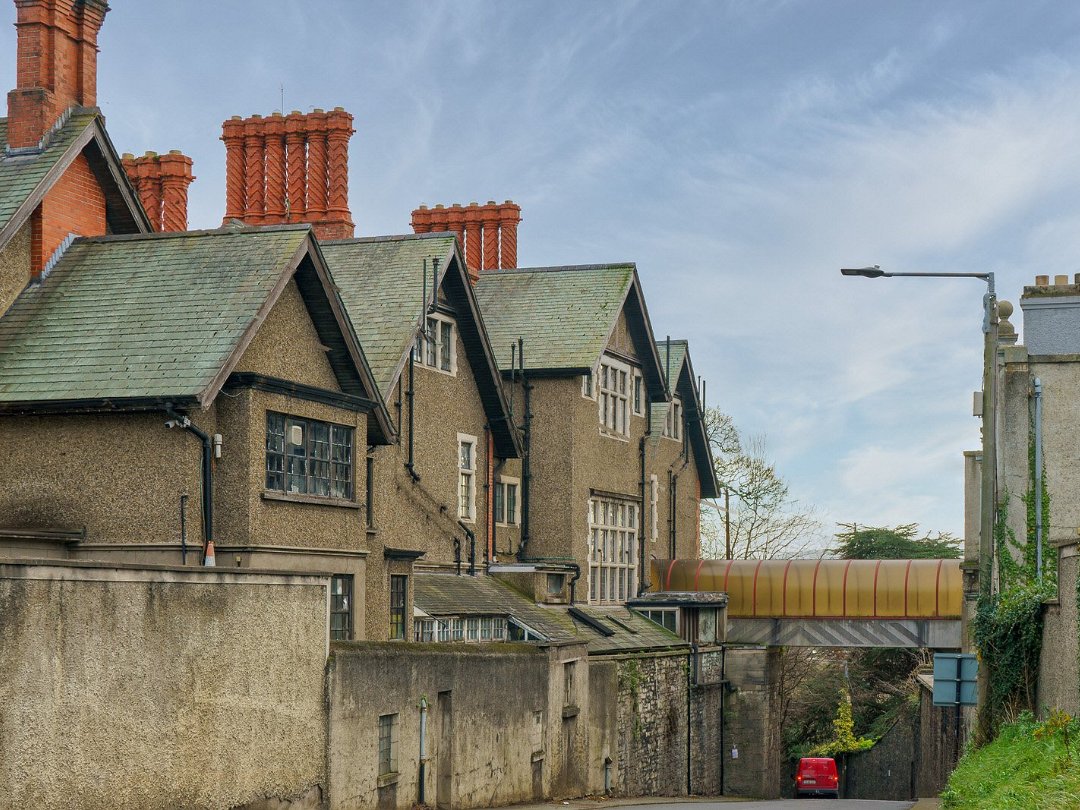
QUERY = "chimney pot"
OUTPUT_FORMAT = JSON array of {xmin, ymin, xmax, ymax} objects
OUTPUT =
[
  {"xmin": 1074, "ymin": 273, "xmax": 1080, "ymax": 285},
  {"xmin": 1055, "ymin": 274, "xmax": 1069, "ymax": 286},
  {"xmin": 122, "ymin": 152, "xmax": 134, "ymax": 160},
  {"xmin": 1036, "ymin": 275, "xmax": 1049, "ymax": 286}
]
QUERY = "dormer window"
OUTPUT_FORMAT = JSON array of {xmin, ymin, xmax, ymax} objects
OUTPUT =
[{"xmin": 413, "ymin": 313, "xmax": 456, "ymax": 375}]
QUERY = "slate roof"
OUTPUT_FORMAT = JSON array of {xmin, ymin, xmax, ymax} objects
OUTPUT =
[
  {"xmin": 474, "ymin": 264, "xmax": 636, "ymax": 373},
  {"xmin": 657, "ymin": 339, "xmax": 688, "ymax": 391},
  {"xmin": 320, "ymin": 234, "xmax": 458, "ymax": 397},
  {"xmin": 321, "ymin": 233, "xmax": 520, "ymax": 457},
  {"xmin": 0, "ymin": 109, "xmax": 147, "ymax": 247},
  {"xmin": 0, "ymin": 226, "xmax": 311, "ymax": 406},
  {"xmin": 655, "ymin": 338, "xmax": 719, "ymax": 499},
  {"xmin": 414, "ymin": 572, "xmax": 687, "ymax": 655},
  {"xmin": 0, "ymin": 111, "xmax": 96, "ymax": 235}
]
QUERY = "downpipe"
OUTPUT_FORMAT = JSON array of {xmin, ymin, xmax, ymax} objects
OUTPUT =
[{"xmin": 165, "ymin": 405, "xmax": 214, "ymax": 565}]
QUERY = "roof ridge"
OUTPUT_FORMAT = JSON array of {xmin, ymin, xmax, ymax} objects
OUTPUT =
[
  {"xmin": 76, "ymin": 223, "xmax": 311, "ymax": 244},
  {"xmin": 478, "ymin": 262, "xmax": 636, "ymax": 276},
  {"xmin": 322, "ymin": 232, "xmax": 456, "ymax": 245}
]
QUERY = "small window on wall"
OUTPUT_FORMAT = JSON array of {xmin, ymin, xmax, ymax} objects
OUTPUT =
[
  {"xmin": 597, "ymin": 356, "xmax": 631, "ymax": 437},
  {"xmin": 458, "ymin": 435, "xmax": 477, "ymax": 521},
  {"xmin": 266, "ymin": 413, "xmax": 354, "ymax": 499},
  {"xmin": 494, "ymin": 478, "xmax": 519, "ymax": 525},
  {"xmin": 330, "ymin": 575, "xmax": 353, "ymax": 640},
  {"xmin": 378, "ymin": 713, "xmax": 399, "ymax": 776},
  {"xmin": 389, "ymin": 575, "xmax": 407, "ymax": 640},
  {"xmin": 413, "ymin": 313, "xmax": 456, "ymax": 374},
  {"xmin": 662, "ymin": 396, "xmax": 683, "ymax": 441},
  {"xmin": 582, "ymin": 369, "xmax": 595, "ymax": 399}
]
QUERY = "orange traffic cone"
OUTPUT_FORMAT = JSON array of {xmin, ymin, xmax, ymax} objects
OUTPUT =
[{"xmin": 203, "ymin": 540, "xmax": 216, "ymax": 567}]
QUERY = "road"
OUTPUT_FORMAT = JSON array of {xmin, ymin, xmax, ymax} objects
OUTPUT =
[{"xmin": 521, "ymin": 801, "xmax": 916, "ymax": 810}]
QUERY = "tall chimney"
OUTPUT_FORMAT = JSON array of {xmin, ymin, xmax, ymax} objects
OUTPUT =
[
  {"xmin": 122, "ymin": 150, "xmax": 195, "ymax": 232},
  {"xmin": 6, "ymin": 0, "xmax": 109, "ymax": 150},
  {"xmin": 221, "ymin": 107, "xmax": 354, "ymax": 240},
  {"xmin": 410, "ymin": 199, "xmax": 522, "ymax": 282}
]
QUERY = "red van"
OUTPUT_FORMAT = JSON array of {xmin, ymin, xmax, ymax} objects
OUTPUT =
[{"xmin": 795, "ymin": 757, "xmax": 839, "ymax": 799}]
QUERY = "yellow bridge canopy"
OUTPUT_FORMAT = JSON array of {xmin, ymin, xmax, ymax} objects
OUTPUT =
[{"xmin": 652, "ymin": 558, "xmax": 962, "ymax": 620}]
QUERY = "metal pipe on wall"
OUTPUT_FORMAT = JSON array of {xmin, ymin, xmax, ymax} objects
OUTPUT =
[{"xmin": 1034, "ymin": 377, "xmax": 1044, "ymax": 582}]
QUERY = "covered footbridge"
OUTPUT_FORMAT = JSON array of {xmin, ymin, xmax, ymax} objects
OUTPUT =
[{"xmin": 653, "ymin": 558, "xmax": 963, "ymax": 649}]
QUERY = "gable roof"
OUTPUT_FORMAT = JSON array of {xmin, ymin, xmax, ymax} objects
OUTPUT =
[
  {"xmin": 0, "ymin": 108, "xmax": 149, "ymax": 248},
  {"xmin": 657, "ymin": 339, "xmax": 719, "ymax": 499},
  {"xmin": 474, "ymin": 264, "xmax": 669, "ymax": 400},
  {"xmin": 0, "ymin": 224, "xmax": 392, "ymax": 440},
  {"xmin": 320, "ymin": 233, "xmax": 520, "ymax": 457}
]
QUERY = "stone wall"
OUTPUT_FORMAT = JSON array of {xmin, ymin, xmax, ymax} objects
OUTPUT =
[
  {"xmin": 845, "ymin": 706, "xmax": 917, "ymax": 800},
  {"xmin": 0, "ymin": 560, "xmax": 330, "ymax": 809},
  {"xmin": 327, "ymin": 640, "xmax": 589, "ymax": 809},
  {"xmin": 1038, "ymin": 541, "xmax": 1080, "ymax": 715},
  {"xmin": 915, "ymin": 679, "xmax": 963, "ymax": 798}
]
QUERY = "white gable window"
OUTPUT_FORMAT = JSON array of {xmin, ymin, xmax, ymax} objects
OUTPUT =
[
  {"xmin": 632, "ymin": 370, "xmax": 644, "ymax": 416},
  {"xmin": 413, "ymin": 313, "xmax": 456, "ymax": 375},
  {"xmin": 597, "ymin": 355, "xmax": 632, "ymax": 438},
  {"xmin": 458, "ymin": 433, "xmax": 477, "ymax": 521},
  {"xmin": 588, "ymin": 496, "xmax": 638, "ymax": 604},
  {"xmin": 663, "ymin": 395, "xmax": 683, "ymax": 441}
]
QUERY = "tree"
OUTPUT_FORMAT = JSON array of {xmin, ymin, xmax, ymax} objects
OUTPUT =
[
  {"xmin": 700, "ymin": 406, "xmax": 822, "ymax": 559},
  {"xmin": 832, "ymin": 523, "xmax": 961, "ymax": 560}
]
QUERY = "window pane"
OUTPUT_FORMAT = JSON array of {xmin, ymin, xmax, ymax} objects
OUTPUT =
[
  {"xmin": 389, "ymin": 575, "xmax": 407, "ymax": 640},
  {"xmin": 506, "ymin": 484, "xmax": 517, "ymax": 525},
  {"xmin": 426, "ymin": 318, "xmax": 437, "ymax": 366},
  {"xmin": 440, "ymin": 321, "xmax": 452, "ymax": 371},
  {"xmin": 494, "ymin": 482, "xmax": 504, "ymax": 523}
]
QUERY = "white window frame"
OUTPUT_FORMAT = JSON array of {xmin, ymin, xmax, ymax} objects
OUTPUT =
[
  {"xmin": 581, "ymin": 367, "xmax": 596, "ymax": 399},
  {"xmin": 597, "ymin": 355, "xmax": 632, "ymax": 439},
  {"xmin": 494, "ymin": 476, "xmax": 520, "ymax": 526},
  {"xmin": 632, "ymin": 370, "xmax": 644, "ymax": 416},
  {"xmin": 413, "ymin": 312, "xmax": 457, "ymax": 376},
  {"xmin": 587, "ymin": 496, "xmax": 639, "ymax": 605},
  {"xmin": 458, "ymin": 433, "xmax": 477, "ymax": 522},
  {"xmin": 663, "ymin": 395, "xmax": 683, "ymax": 441}
]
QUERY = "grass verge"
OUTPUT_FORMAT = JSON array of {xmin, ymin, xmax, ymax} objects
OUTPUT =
[{"xmin": 942, "ymin": 711, "xmax": 1080, "ymax": 810}]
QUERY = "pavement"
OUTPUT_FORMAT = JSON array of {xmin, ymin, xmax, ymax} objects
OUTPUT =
[{"xmin": 505, "ymin": 796, "xmax": 941, "ymax": 810}]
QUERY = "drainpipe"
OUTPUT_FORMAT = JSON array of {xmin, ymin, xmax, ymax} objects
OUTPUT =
[
  {"xmin": 567, "ymin": 562, "xmax": 581, "ymax": 604},
  {"xmin": 460, "ymin": 521, "xmax": 476, "ymax": 576},
  {"xmin": 719, "ymin": 646, "xmax": 726, "ymax": 795},
  {"xmin": 404, "ymin": 351, "xmax": 420, "ymax": 481},
  {"xmin": 518, "ymin": 337, "xmax": 533, "ymax": 557},
  {"xmin": 418, "ymin": 696, "xmax": 429, "ymax": 805},
  {"xmin": 687, "ymin": 642, "xmax": 696, "ymax": 795},
  {"xmin": 165, "ymin": 406, "xmax": 214, "ymax": 564},
  {"xmin": 179, "ymin": 494, "xmax": 188, "ymax": 565},
  {"xmin": 453, "ymin": 538, "xmax": 462, "ymax": 576},
  {"xmin": 1034, "ymin": 377, "xmax": 1044, "ymax": 582},
  {"xmin": 639, "ymin": 435, "xmax": 648, "ymax": 595}
]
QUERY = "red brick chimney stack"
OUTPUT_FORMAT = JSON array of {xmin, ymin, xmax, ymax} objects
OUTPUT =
[
  {"xmin": 121, "ymin": 150, "xmax": 195, "ymax": 232},
  {"xmin": 411, "ymin": 199, "xmax": 522, "ymax": 283},
  {"xmin": 222, "ymin": 107, "xmax": 354, "ymax": 240},
  {"xmin": 7, "ymin": 0, "xmax": 109, "ymax": 150}
]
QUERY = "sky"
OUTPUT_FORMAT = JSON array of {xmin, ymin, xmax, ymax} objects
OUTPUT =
[{"xmin": 5, "ymin": 0, "xmax": 1080, "ymax": 547}]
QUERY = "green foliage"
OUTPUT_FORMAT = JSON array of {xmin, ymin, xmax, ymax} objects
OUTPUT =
[
  {"xmin": 833, "ymin": 522, "xmax": 961, "ymax": 560},
  {"xmin": 809, "ymin": 689, "xmax": 874, "ymax": 756},
  {"xmin": 942, "ymin": 712, "xmax": 1080, "ymax": 809},
  {"xmin": 973, "ymin": 583, "xmax": 1054, "ymax": 737}
]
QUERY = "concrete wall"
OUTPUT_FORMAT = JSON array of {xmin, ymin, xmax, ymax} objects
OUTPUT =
[
  {"xmin": 327, "ymin": 640, "xmax": 588, "ymax": 809},
  {"xmin": 0, "ymin": 560, "xmax": 330, "ymax": 809},
  {"xmin": 1038, "ymin": 541, "xmax": 1080, "ymax": 714},
  {"xmin": 915, "ymin": 680, "xmax": 963, "ymax": 798}
]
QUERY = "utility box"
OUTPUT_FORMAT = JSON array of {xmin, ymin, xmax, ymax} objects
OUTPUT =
[{"xmin": 933, "ymin": 653, "xmax": 978, "ymax": 706}]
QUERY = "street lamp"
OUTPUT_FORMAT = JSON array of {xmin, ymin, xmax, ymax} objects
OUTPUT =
[{"xmin": 839, "ymin": 265, "xmax": 997, "ymax": 601}]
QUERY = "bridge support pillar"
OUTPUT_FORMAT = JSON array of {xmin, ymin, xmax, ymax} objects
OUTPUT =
[{"xmin": 722, "ymin": 646, "xmax": 781, "ymax": 799}]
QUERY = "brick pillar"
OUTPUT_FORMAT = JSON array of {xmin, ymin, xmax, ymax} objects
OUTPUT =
[
  {"xmin": 284, "ymin": 111, "xmax": 307, "ymax": 223},
  {"xmin": 7, "ymin": 0, "xmax": 109, "ymax": 149},
  {"xmin": 243, "ymin": 115, "xmax": 265, "ymax": 224},
  {"xmin": 447, "ymin": 204, "xmax": 465, "ymax": 254},
  {"xmin": 463, "ymin": 202, "xmax": 482, "ymax": 279},
  {"xmin": 411, "ymin": 205, "xmax": 432, "ymax": 233},
  {"xmin": 321, "ymin": 106, "xmax": 354, "ymax": 239},
  {"xmin": 498, "ymin": 200, "xmax": 521, "ymax": 269},
  {"xmin": 135, "ymin": 152, "xmax": 163, "ymax": 231},
  {"xmin": 158, "ymin": 150, "xmax": 195, "ymax": 232},
  {"xmin": 262, "ymin": 112, "xmax": 287, "ymax": 223},
  {"xmin": 221, "ymin": 116, "xmax": 246, "ymax": 222},
  {"xmin": 481, "ymin": 201, "xmax": 500, "ymax": 270},
  {"xmin": 305, "ymin": 109, "xmax": 328, "ymax": 221},
  {"xmin": 428, "ymin": 204, "xmax": 448, "ymax": 234}
]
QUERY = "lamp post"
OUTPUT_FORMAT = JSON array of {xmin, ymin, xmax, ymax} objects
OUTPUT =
[{"xmin": 839, "ymin": 265, "xmax": 997, "ymax": 600}]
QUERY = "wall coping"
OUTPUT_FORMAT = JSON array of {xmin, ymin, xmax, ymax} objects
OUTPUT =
[{"xmin": 0, "ymin": 558, "xmax": 332, "ymax": 586}]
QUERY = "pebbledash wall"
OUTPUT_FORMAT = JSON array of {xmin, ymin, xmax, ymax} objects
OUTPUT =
[{"xmin": 0, "ymin": 560, "xmax": 330, "ymax": 809}]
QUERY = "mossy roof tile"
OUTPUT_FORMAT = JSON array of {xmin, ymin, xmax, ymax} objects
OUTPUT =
[
  {"xmin": 0, "ymin": 227, "xmax": 308, "ymax": 403},
  {"xmin": 473, "ymin": 265, "xmax": 635, "ymax": 372}
]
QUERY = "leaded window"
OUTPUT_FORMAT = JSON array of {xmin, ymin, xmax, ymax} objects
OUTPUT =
[
  {"xmin": 389, "ymin": 575, "xmax": 407, "ymax": 640},
  {"xmin": 266, "ymin": 413, "xmax": 353, "ymax": 499},
  {"xmin": 330, "ymin": 575, "xmax": 352, "ymax": 640},
  {"xmin": 597, "ymin": 357, "xmax": 632, "ymax": 437},
  {"xmin": 588, "ymin": 497, "xmax": 638, "ymax": 604}
]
